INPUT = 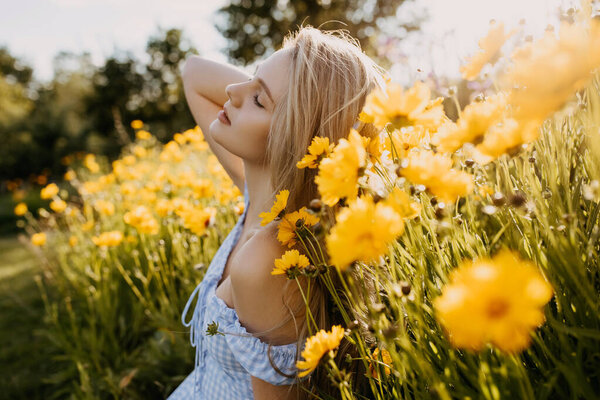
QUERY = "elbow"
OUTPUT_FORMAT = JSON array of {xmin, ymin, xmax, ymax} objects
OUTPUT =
[{"xmin": 181, "ymin": 55, "xmax": 203, "ymax": 85}]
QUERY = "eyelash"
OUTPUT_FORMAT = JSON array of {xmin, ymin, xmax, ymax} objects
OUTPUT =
[
  {"xmin": 253, "ymin": 94, "xmax": 264, "ymax": 108},
  {"xmin": 248, "ymin": 77, "xmax": 264, "ymax": 108}
]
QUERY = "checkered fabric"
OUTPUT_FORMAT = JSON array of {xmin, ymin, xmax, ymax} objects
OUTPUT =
[{"xmin": 167, "ymin": 181, "xmax": 309, "ymax": 399}]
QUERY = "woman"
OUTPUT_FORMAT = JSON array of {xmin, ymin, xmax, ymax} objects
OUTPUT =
[{"xmin": 168, "ymin": 26, "xmax": 386, "ymax": 399}]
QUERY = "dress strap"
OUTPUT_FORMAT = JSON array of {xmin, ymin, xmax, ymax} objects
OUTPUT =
[{"xmin": 181, "ymin": 281, "xmax": 209, "ymax": 395}]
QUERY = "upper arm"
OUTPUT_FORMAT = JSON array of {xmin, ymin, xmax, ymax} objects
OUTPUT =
[
  {"xmin": 181, "ymin": 56, "xmax": 249, "ymax": 190},
  {"xmin": 251, "ymin": 376, "xmax": 307, "ymax": 400}
]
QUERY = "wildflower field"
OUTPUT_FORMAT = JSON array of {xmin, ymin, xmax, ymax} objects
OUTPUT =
[{"xmin": 15, "ymin": 12, "xmax": 600, "ymax": 400}]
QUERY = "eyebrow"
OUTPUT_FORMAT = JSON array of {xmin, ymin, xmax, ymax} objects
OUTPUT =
[{"xmin": 253, "ymin": 64, "xmax": 274, "ymax": 104}]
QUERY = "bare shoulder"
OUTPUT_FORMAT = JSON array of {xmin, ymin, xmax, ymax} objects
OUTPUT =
[{"xmin": 230, "ymin": 223, "xmax": 308, "ymax": 346}]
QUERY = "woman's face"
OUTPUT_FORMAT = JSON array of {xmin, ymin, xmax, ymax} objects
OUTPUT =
[{"xmin": 210, "ymin": 48, "xmax": 292, "ymax": 165}]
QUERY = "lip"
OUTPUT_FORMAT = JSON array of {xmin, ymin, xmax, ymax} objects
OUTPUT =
[{"xmin": 218, "ymin": 106, "xmax": 231, "ymax": 125}]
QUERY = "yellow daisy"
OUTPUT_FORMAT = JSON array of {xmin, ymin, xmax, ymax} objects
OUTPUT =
[
  {"xmin": 259, "ymin": 190, "xmax": 289, "ymax": 226},
  {"xmin": 277, "ymin": 207, "xmax": 319, "ymax": 248},
  {"xmin": 360, "ymin": 81, "xmax": 446, "ymax": 131},
  {"xmin": 471, "ymin": 118, "xmax": 541, "ymax": 164},
  {"xmin": 326, "ymin": 195, "xmax": 404, "ymax": 271},
  {"xmin": 434, "ymin": 250, "xmax": 553, "ymax": 353},
  {"xmin": 124, "ymin": 205, "xmax": 160, "ymax": 235},
  {"xmin": 296, "ymin": 136, "xmax": 334, "ymax": 169},
  {"xmin": 92, "ymin": 231, "xmax": 124, "ymax": 247},
  {"xmin": 271, "ymin": 249, "xmax": 311, "ymax": 279},
  {"xmin": 14, "ymin": 202, "xmax": 28, "ymax": 216},
  {"xmin": 399, "ymin": 150, "xmax": 474, "ymax": 203},
  {"xmin": 368, "ymin": 348, "xmax": 393, "ymax": 379},
  {"xmin": 296, "ymin": 325, "xmax": 345, "ymax": 377},
  {"xmin": 382, "ymin": 186, "xmax": 421, "ymax": 219},
  {"xmin": 315, "ymin": 129, "xmax": 367, "ymax": 207},
  {"xmin": 130, "ymin": 119, "xmax": 144, "ymax": 130},
  {"xmin": 432, "ymin": 93, "xmax": 507, "ymax": 153},
  {"xmin": 504, "ymin": 21, "xmax": 600, "ymax": 123},
  {"xmin": 382, "ymin": 124, "xmax": 431, "ymax": 159},
  {"xmin": 40, "ymin": 183, "xmax": 59, "ymax": 199},
  {"xmin": 178, "ymin": 206, "xmax": 216, "ymax": 236},
  {"xmin": 50, "ymin": 199, "xmax": 67, "ymax": 213},
  {"xmin": 31, "ymin": 232, "xmax": 47, "ymax": 246}
]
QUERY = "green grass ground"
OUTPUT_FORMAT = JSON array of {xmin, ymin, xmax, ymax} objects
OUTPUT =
[{"xmin": 0, "ymin": 236, "xmax": 53, "ymax": 399}]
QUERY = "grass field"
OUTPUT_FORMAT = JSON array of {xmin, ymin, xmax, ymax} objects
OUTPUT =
[{"xmin": 0, "ymin": 236, "xmax": 53, "ymax": 400}]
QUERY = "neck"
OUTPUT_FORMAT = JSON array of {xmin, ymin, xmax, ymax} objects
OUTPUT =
[{"xmin": 242, "ymin": 161, "xmax": 274, "ymax": 229}]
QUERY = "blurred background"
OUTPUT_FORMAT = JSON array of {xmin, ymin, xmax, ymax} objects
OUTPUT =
[{"xmin": 0, "ymin": 0, "xmax": 580, "ymax": 398}]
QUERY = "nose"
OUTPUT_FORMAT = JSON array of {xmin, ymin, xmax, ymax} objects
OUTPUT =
[{"xmin": 225, "ymin": 82, "xmax": 245, "ymax": 108}]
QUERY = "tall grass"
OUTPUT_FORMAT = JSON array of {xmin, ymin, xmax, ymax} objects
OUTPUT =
[{"xmin": 20, "ymin": 17, "xmax": 600, "ymax": 400}]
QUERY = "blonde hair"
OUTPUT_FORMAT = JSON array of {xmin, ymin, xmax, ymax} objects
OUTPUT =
[
  {"xmin": 249, "ymin": 25, "xmax": 387, "ymax": 399},
  {"xmin": 266, "ymin": 25, "xmax": 386, "ymax": 213}
]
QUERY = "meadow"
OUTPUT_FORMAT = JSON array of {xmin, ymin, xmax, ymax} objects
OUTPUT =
[{"xmin": 11, "ymin": 14, "xmax": 600, "ymax": 400}]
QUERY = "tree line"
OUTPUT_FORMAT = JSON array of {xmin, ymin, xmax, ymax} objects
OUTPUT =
[{"xmin": 0, "ymin": 0, "xmax": 413, "ymax": 182}]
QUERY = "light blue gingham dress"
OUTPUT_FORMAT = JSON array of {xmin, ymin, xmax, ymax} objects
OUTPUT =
[{"xmin": 168, "ymin": 181, "xmax": 309, "ymax": 399}]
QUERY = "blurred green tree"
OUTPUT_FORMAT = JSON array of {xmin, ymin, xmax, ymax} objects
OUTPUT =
[
  {"xmin": 215, "ymin": 0, "xmax": 419, "ymax": 65},
  {"xmin": 85, "ymin": 27, "xmax": 197, "ymax": 146}
]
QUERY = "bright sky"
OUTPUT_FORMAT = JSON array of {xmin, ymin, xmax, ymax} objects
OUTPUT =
[{"xmin": 0, "ymin": 0, "xmax": 578, "ymax": 83}]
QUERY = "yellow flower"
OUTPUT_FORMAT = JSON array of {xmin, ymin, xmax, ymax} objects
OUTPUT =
[
  {"xmin": 69, "ymin": 235, "xmax": 78, "ymax": 247},
  {"xmin": 156, "ymin": 199, "xmax": 173, "ymax": 217},
  {"xmin": 326, "ymin": 195, "xmax": 403, "ymax": 270},
  {"xmin": 40, "ymin": 183, "xmax": 59, "ymax": 199},
  {"xmin": 259, "ymin": 190, "xmax": 289, "ymax": 226},
  {"xmin": 173, "ymin": 132, "xmax": 186, "ymax": 144},
  {"xmin": 92, "ymin": 231, "xmax": 124, "ymax": 247},
  {"xmin": 382, "ymin": 125, "xmax": 431, "ymax": 159},
  {"xmin": 316, "ymin": 129, "xmax": 367, "ymax": 207},
  {"xmin": 382, "ymin": 186, "xmax": 420, "ymax": 219},
  {"xmin": 31, "ymin": 232, "xmax": 46, "ymax": 246},
  {"xmin": 296, "ymin": 325, "xmax": 345, "ymax": 377},
  {"xmin": 271, "ymin": 249, "xmax": 310, "ymax": 279},
  {"xmin": 64, "ymin": 170, "xmax": 76, "ymax": 181},
  {"xmin": 433, "ymin": 93, "xmax": 507, "ymax": 153},
  {"xmin": 50, "ymin": 199, "xmax": 67, "ymax": 213},
  {"xmin": 233, "ymin": 201, "xmax": 245, "ymax": 216},
  {"xmin": 399, "ymin": 150, "xmax": 474, "ymax": 202},
  {"xmin": 94, "ymin": 199, "xmax": 115, "ymax": 216},
  {"xmin": 368, "ymin": 348, "xmax": 392, "ymax": 379},
  {"xmin": 120, "ymin": 182, "xmax": 137, "ymax": 197},
  {"xmin": 360, "ymin": 81, "xmax": 446, "ymax": 131},
  {"xmin": 460, "ymin": 21, "xmax": 516, "ymax": 80},
  {"xmin": 472, "ymin": 118, "xmax": 541, "ymax": 164},
  {"xmin": 277, "ymin": 207, "xmax": 319, "ymax": 248},
  {"xmin": 82, "ymin": 219, "xmax": 95, "ymax": 232},
  {"xmin": 159, "ymin": 141, "xmax": 184, "ymax": 162},
  {"xmin": 191, "ymin": 179, "xmax": 215, "ymax": 199},
  {"xmin": 124, "ymin": 205, "xmax": 160, "ymax": 235},
  {"xmin": 81, "ymin": 181, "xmax": 102, "ymax": 195},
  {"xmin": 136, "ymin": 129, "xmax": 152, "ymax": 140},
  {"xmin": 178, "ymin": 206, "xmax": 216, "ymax": 236},
  {"xmin": 183, "ymin": 126, "xmax": 205, "ymax": 143},
  {"xmin": 132, "ymin": 145, "xmax": 147, "ymax": 158},
  {"xmin": 14, "ymin": 202, "xmax": 28, "ymax": 216},
  {"xmin": 122, "ymin": 155, "xmax": 136, "ymax": 166},
  {"xmin": 434, "ymin": 250, "xmax": 553, "ymax": 353},
  {"xmin": 130, "ymin": 119, "xmax": 144, "ymax": 130},
  {"xmin": 296, "ymin": 136, "xmax": 334, "ymax": 169},
  {"xmin": 504, "ymin": 21, "xmax": 600, "ymax": 123},
  {"xmin": 84, "ymin": 154, "xmax": 100, "ymax": 173}
]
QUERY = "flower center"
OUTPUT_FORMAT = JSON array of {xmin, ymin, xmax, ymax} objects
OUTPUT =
[{"xmin": 486, "ymin": 298, "xmax": 510, "ymax": 319}]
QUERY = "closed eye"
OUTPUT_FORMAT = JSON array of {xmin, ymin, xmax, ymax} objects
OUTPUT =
[{"xmin": 253, "ymin": 94, "xmax": 264, "ymax": 108}]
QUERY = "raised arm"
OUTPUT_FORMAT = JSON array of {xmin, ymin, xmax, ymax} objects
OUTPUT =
[{"xmin": 181, "ymin": 56, "xmax": 252, "ymax": 192}]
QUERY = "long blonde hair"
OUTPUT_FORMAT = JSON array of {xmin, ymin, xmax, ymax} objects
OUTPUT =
[
  {"xmin": 253, "ymin": 25, "xmax": 388, "ymax": 398},
  {"xmin": 266, "ymin": 25, "xmax": 386, "ymax": 213}
]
